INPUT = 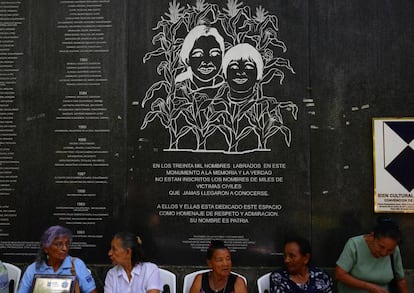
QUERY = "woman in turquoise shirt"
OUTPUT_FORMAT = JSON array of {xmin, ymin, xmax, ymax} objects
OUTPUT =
[{"xmin": 335, "ymin": 217, "xmax": 408, "ymax": 293}]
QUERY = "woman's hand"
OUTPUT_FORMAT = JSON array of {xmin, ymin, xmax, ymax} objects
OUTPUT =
[
  {"xmin": 335, "ymin": 266, "xmax": 388, "ymax": 293},
  {"xmin": 397, "ymin": 278, "xmax": 409, "ymax": 293},
  {"xmin": 365, "ymin": 283, "xmax": 389, "ymax": 293}
]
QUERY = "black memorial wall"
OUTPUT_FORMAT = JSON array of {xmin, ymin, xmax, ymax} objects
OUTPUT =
[{"xmin": 0, "ymin": 0, "xmax": 413, "ymax": 268}]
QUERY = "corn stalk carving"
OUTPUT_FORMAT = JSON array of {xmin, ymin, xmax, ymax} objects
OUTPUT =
[{"xmin": 141, "ymin": 0, "xmax": 298, "ymax": 153}]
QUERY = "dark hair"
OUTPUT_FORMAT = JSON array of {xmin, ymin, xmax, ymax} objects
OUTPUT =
[
  {"xmin": 284, "ymin": 236, "xmax": 312, "ymax": 256},
  {"xmin": 373, "ymin": 216, "xmax": 402, "ymax": 243},
  {"xmin": 113, "ymin": 232, "xmax": 146, "ymax": 265},
  {"xmin": 207, "ymin": 240, "xmax": 229, "ymax": 260},
  {"xmin": 36, "ymin": 225, "xmax": 73, "ymax": 268}
]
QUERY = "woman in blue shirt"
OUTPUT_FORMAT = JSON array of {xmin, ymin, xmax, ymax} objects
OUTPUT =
[{"xmin": 18, "ymin": 225, "xmax": 97, "ymax": 293}]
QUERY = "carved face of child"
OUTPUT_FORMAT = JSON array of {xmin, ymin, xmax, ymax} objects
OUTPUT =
[
  {"xmin": 226, "ymin": 58, "xmax": 258, "ymax": 101},
  {"xmin": 189, "ymin": 35, "xmax": 222, "ymax": 84}
]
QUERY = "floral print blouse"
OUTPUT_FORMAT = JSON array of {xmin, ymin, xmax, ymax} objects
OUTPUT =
[{"xmin": 270, "ymin": 266, "xmax": 333, "ymax": 293}]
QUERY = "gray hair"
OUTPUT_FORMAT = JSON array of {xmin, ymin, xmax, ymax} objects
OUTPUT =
[{"xmin": 35, "ymin": 225, "xmax": 73, "ymax": 268}]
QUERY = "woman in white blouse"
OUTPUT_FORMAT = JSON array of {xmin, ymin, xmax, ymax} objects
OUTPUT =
[{"xmin": 104, "ymin": 232, "xmax": 162, "ymax": 293}]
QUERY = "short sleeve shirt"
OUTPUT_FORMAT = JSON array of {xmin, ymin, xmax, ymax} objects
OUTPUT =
[
  {"xmin": 104, "ymin": 262, "xmax": 162, "ymax": 293},
  {"xmin": 270, "ymin": 266, "xmax": 333, "ymax": 293},
  {"xmin": 336, "ymin": 235, "xmax": 405, "ymax": 293},
  {"xmin": 17, "ymin": 256, "xmax": 96, "ymax": 293}
]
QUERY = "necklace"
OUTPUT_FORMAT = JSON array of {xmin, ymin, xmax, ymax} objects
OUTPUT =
[
  {"xmin": 290, "ymin": 267, "xmax": 309, "ymax": 285},
  {"xmin": 213, "ymin": 281, "xmax": 227, "ymax": 293},
  {"xmin": 211, "ymin": 273, "xmax": 227, "ymax": 293}
]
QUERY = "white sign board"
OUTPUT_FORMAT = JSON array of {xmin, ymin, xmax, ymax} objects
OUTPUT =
[{"xmin": 373, "ymin": 118, "xmax": 414, "ymax": 213}]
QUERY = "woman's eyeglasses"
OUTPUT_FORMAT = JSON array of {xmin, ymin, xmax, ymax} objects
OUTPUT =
[{"xmin": 52, "ymin": 241, "xmax": 71, "ymax": 249}]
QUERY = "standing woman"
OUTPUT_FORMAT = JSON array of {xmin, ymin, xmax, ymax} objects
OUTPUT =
[
  {"xmin": 104, "ymin": 232, "xmax": 162, "ymax": 293},
  {"xmin": 335, "ymin": 216, "xmax": 408, "ymax": 293},
  {"xmin": 18, "ymin": 225, "xmax": 97, "ymax": 293},
  {"xmin": 189, "ymin": 240, "xmax": 248, "ymax": 293}
]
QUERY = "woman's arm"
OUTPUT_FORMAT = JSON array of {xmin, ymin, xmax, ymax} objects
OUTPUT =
[
  {"xmin": 17, "ymin": 263, "xmax": 36, "ymax": 293},
  {"xmin": 103, "ymin": 267, "xmax": 114, "ymax": 293},
  {"xmin": 234, "ymin": 276, "xmax": 248, "ymax": 293},
  {"xmin": 189, "ymin": 274, "xmax": 202, "ymax": 293},
  {"xmin": 16, "ymin": 270, "xmax": 32, "ymax": 293},
  {"xmin": 319, "ymin": 270, "xmax": 334, "ymax": 293},
  {"xmin": 269, "ymin": 271, "xmax": 286, "ymax": 293},
  {"xmin": 72, "ymin": 257, "xmax": 97, "ymax": 293},
  {"xmin": 397, "ymin": 278, "xmax": 408, "ymax": 293},
  {"xmin": 335, "ymin": 265, "xmax": 387, "ymax": 293}
]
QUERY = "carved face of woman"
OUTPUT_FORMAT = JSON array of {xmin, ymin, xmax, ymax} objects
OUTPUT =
[
  {"xmin": 188, "ymin": 35, "xmax": 222, "ymax": 84},
  {"xmin": 226, "ymin": 58, "xmax": 258, "ymax": 100}
]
